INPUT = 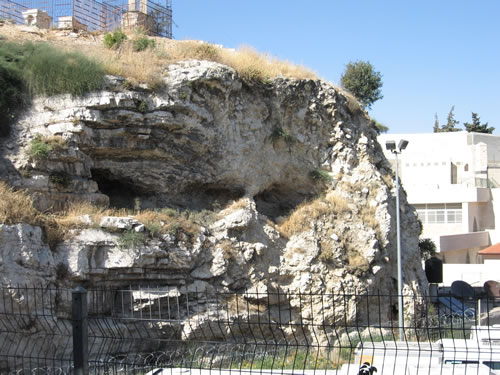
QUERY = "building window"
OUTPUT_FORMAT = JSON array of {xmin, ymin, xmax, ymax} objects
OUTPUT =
[{"xmin": 414, "ymin": 203, "xmax": 462, "ymax": 224}]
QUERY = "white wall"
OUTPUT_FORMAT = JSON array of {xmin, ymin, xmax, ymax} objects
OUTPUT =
[{"xmin": 442, "ymin": 263, "xmax": 500, "ymax": 286}]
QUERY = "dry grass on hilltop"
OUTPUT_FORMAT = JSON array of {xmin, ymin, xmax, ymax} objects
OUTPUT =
[{"xmin": 0, "ymin": 24, "xmax": 318, "ymax": 86}]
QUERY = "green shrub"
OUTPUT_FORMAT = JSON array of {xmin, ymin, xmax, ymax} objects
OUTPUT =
[
  {"xmin": 119, "ymin": 230, "xmax": 147, "ymax": 248},
  {"xmin": 0, "ymin": 60, "xmax": 24, "ymax": 136},
  {"xmin": 21, "ymin": 43, "xmax": 105, "ymax": 97},
  {"xmin": 0, "ymin": 41, "xmax": 105, "ymax": 98},
  {"xmin": 29, "ymin": 135, "xmax": 52, "ymax": 160},
  {"xmin": 103, "ymin": 30, "xmax": 127, "ymax": 49},
  {"xmin": 49, "ymin": 171, "xmax": 71, "ymax": 187},
  {"xmin": 269, "ymin": 126, "xmax": 296, "ymax": 147},
  {"xmin": 132, "ymin": 36, "xmax": 156, "ymax": 52},
  {"xmin": 309, "ymin": 169, "xmax": 332, "ymax": 182},
  {"xmin": 137, "ymin": 100, "xmax": 148, "ymax": 113},
  {"xmin": 0, "ymin": 41, "xmax": 105, "ymax": 135}
]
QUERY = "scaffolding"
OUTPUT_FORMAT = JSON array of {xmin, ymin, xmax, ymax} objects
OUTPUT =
[{"xmin": 0, "ymin": 0, "xmax": 172, "ymax": 37}]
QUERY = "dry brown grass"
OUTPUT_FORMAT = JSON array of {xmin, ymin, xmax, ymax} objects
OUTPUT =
[
  {"xmin": 93, "ymin": 45, "xmax": 166, "ymax": 87},
  {"xmin": 217, "ymin": 197, "xmax": 250, "ymax": 218},
  {"xmin": 0, "ymin": 24, "xmax": 319, "ymax": 86},
  {"xmin": 278, "ymin": 193, "xmax": 350, "ymax": 238},
  {"xmin": 381, "ymin": 172, "xmax": 394, "ymax": 188},
  {"xmin": 344, "ymin": 92, "xmax": 364, "ymax": 116},
  {"xmin": 43, "ymin": 135, "xmax": 67, "ymax": 151},
  {"xmin": 219, "ymin": 239, "xmax": 238, "ymax": 261},
  {"xmin": 0, "ymin": 182, "xmax": 64, "ymax": 248},
  {"xmin": 219, "ymin": 46, "xmax": 317, "ymax": 82},
  {"xmin": 52, "ymin": 201, "xmax": 123, "ymax": 230},
  {"xmin": 347, "ymin": 252, "xmax": 370, "ymax": 272},
  {"xmin": 278, "ymin": 199, "xmax": 328, "ymax": 237},
  {"xmin": 0, "ymin": 182, "xmax": 44, "ymax": 226},
  {"xmin": 360, "ymin": 205, "xmax": 382, "ymax": 242}
]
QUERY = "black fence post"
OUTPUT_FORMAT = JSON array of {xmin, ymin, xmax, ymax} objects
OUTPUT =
[{"xmin": 72, "ymin": 286, "xmax": 89, "ymax": 375}]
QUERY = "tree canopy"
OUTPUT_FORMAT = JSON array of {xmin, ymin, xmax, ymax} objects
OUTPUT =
[
  {"xmin": 340, "ymin": 60, "xmax": 383, "ymax": 109},
  {"xmin": 433, "ymin": 106, "xmax": 461, "ymax": 132},
  {"xmin": 464, "ymin": 112, "xmax": 494, "ymax": 134},
  {"xmin": 371, "ymin": 119, "xmax": 388, "ymax": 134},
  {"xmin": 419, "ymin": 238, "xmax": 437, "ymax": 260}
]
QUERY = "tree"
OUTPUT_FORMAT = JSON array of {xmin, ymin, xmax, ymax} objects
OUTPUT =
[
  {"xmin": 340, "ymin": 60, "xmax": 383, "ymax": 109},
  {"xmin": 419, "ymin": 238, "xmax": 437, "ymax": 260},
  {"xmin": 433, "ymin": 106, "xmax": 461, "ymax": 132},
  {"xmin": 464, "ymin": 112, "xmax": 494, "ymax": 134},
  {"xmin": 371, "ymin": 118, "xmax": 389, "ymax": 134},
  {"xmin": 433, "ymin": 113, "xmax": 440, "ymax": 133}
]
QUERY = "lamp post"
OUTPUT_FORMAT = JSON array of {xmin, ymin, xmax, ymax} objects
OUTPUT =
[{"xmin": 385, "ymin": 139, "xmax": 408, "ymax": 341}]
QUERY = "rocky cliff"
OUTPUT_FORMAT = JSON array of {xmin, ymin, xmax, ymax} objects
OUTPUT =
[{"xmin": 0, "ymin": 58, "xmax": 426, "ymax": 340}]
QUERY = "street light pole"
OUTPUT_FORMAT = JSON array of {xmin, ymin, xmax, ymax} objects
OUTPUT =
[
  {"xmin": 394, "ymin": 150, "xmax": 403, "ymax": 342},
  {"xmin": 385, "ymin": 139, "xmax": 408, "ymax": 342}
]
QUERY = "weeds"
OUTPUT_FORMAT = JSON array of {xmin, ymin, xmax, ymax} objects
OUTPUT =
[
  {"xmin": 0, "ymin": 55, "xmax": 24, "ymax": 136},
  {"xmin": 103, "ymin": 29, "xmax": 127, "ymax": 49},
  {"xmin": 0, "ymin": 40, "xmax": 105, "ymax": 107},
  {"xmin": 0, "ymin": 182, "xmax": 43, "ymax": 226},
  {"xmin": 119, "ymin": 230, "xmax": 147, "ymax": 248},
  {"xmin": 137, "ymin": 100, "xmax": 148, "ymax": 113},
  {"xmin": 279, "ymin": 193, "xmax": 350, "ymax": 238},
  {"xmin": 309, "ymin": 169, "xmax": 332, "ymax": 183},
  {"xmin": 49, "ymin": 171, "xmax": 71, "ymax": 187},
  {"xmin": 269, "ymin": 126, "xmax": 296, "ymax": 147},
  {"xmin": 28, "ymin": 135, "xmax": 66, "ymax": 160},
  {"xmin": 132, "ymin": 36, "xmax": 156, "ymax": 52},
  {"xmin": 29, "ymin": 135, "xmax": 52, "ymax": 160}
]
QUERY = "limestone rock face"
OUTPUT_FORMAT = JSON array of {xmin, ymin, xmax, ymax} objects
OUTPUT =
[
  {"xmin": 0, "ymin": 59, "xmax": 427, "ymax": 342},
  {"xmin": 0, "ymin": 224, "xmax": 55, "ymax": 285}
]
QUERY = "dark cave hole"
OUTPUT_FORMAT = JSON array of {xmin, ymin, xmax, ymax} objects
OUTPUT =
[
  {"xmin": 254, "ymin": 185, "xmax": 315, "ymax": 221},
  {"xmin": 91, "ymin": 168, "xmax": 147, "ymax": 209},
  {"xmin": 176, "ymin": 184, "xmax": 246, "ymax": 211}
]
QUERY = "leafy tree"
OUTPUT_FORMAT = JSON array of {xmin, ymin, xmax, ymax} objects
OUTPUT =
[
  {"xmin": 371, "ymin": 119, "xmax": 388, "ymax": 134},
  {"xmin": 419, "ymin": 238, "xmax": 437, "ymax": 260},
  {"xmin": 340, "ymin": 60, "xmax": 383, "ymax": 109},
  {"xmin": 464, "ymin": 112, "xmax": 494, "ymax": 134},
  {"xmin": 434, "ymin": 106, "xmax": 461, "ymax": 132}
]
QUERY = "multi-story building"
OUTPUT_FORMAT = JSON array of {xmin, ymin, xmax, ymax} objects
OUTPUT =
[{"xmin": 378, "ymin": 132, "xmax": 500, "ymax": 285}]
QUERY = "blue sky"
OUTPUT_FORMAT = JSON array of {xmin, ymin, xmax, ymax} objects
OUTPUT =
[{"xmin": 172, "ymin": 1, "xmax": 500, "ymax": 134}]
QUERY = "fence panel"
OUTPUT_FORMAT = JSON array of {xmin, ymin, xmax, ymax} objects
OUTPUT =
[{"xmin": 0, "ymin": 284, "xmax": 496, "ymax": 374}]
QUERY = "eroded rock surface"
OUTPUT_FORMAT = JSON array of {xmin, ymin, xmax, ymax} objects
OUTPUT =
[{"xmin": 0, "ymin": 59, "xmax": 426, "ymax": 345}]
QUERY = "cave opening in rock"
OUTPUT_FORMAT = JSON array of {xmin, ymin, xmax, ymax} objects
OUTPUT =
[
  {"xmin": 175, "ymin": 184, "xmax": 246, "ymax": 211},
  {"xmin": 254, "ymin": 185, "xmax": 316, "ymax": 221},
  {"xmin": 91, "ymin": 168, "xmax": 148, "ymax": 209}
]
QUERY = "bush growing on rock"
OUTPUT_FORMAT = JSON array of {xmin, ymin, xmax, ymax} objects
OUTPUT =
[
  {"xmin": 0, "ymin": 40, "xmax": 105, "ymax": 115},
  {"xmin": 0, "ymin": 55, "xmax": 24, "ymax": 137},
  {"xmin": 132, "ymin": 36, "xmax": 156, "ymax": 52}
]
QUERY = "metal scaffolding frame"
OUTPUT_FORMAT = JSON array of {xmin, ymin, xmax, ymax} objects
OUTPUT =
[{"xmin": 0, "ymin": 0, "xmax": 172, "ymax": 37}]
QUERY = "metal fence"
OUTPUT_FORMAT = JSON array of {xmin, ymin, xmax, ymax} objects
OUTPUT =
[
  {"xmin": 0, "ymin": 0, "xmax": 172, "ymax": 37},
  {"xmin": 0, "ymin": 284, "xmax": 496, "ymax": 374}
]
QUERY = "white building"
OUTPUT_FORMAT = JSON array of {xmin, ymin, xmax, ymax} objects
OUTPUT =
[{"xmin": 378, "ymin": 132, "xmax": 500, "ymax": 285}]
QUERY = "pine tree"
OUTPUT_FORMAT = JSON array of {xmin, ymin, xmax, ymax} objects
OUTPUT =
[
  {"xmin": 433, "ymin": 113, "xmax": 440, "ymax": 133},
  {"xmin": 464, "ymin": 112, "xmax": 495, "ymax": 134},
  {"xmin": 441, "ymin": 106, "xmax": 461, "ymax": 132}
]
